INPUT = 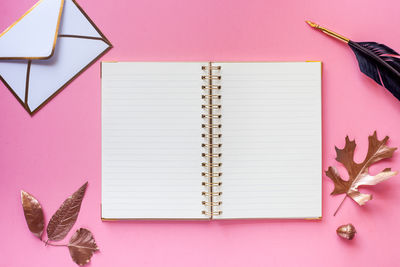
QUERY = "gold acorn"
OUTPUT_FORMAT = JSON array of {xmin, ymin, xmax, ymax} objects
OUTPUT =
[{"xmin": 336, "ymin": 224, "xmax": 356, "ymax": 240}]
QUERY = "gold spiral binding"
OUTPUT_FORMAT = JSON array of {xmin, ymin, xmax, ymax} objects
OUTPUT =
[
  {"xmin": 202, "ymin": 95, "xmax": 221, "ymax": 100},
  {"xmin": 202, "ymin": 153, "xmax": 222, "ymax": 158},
  {"xmin": 202, "ymin": 85, "xmax": 221, "ymax": 89},
  {"xmin": 202, "ymin": 162, "xmax": 222, "ymax": 167},
  {"xmin": 202, "ymin": 182, "xmax": 222, "ymax": 186},
  {"xmin": 201, "ymin": 62, "xmax": 222, "ymax": 218},
  {"xmin": 202, "ymin": 114, "xmax": 222, "ymax": 119},
  {"xmin": 202, "ymin": 124, "xmax": 222, "ymax": 129},
  {"xmin": 202, "ymin": 75, "xmax": 221, "ymax": 80},
  {"xmin": 202, "ymin": 172, "xmax": 223, "ymax": 178},
  {"xmin": 202, "ymin": 133, "xmax": 222, "ymax": 138},
  {"xmin": 202, "ymin": 143, "xmax": 222, "ymax": 148},
  {"xmin": 202, "ymin": 104, "xmax": 221, "ymax": 110},
  {"xmin": 202, "ymin": 191, "xmax": 222, "ymax": 196},
  {"xmin": 202, "ymin": 65, "xmax": 221, "ymax": 70},
  {"xmin": 202, "ymin": 211, "xmax": 223, "ymax": 215},
  {"xmin": 202, "ymin": 201, "xmax": 222, "ymax": 206}
]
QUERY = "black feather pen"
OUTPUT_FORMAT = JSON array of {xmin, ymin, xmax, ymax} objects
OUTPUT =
[{"xmin": 306, "ymin": 21, "xmax": 400, "ymax": 101}]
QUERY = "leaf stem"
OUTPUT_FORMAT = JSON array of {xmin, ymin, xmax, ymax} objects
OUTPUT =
[
  {"xmin": 333, "ymin": 195, "xmax": 347, "ymax": 216},
  {"xmin": 47, "ymin": 243, "xmax": 68, "ymax": 247},
  {"xmin": 42, "ymin": 239, "xmax": 67, "ymax": 247}
]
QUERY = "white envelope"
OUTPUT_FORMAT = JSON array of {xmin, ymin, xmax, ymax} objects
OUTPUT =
[{"xmin": 0, "ymin": 0, "xmax": 112, "ymax": 115}]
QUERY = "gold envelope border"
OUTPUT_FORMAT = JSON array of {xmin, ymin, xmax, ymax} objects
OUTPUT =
[
  {"xmin": 0, "ymin": 0, "xmax": 112, "ymax": 115},
  {"xmin": 0, "ymin": 0, "xmax": 64, "ymax": 60}
]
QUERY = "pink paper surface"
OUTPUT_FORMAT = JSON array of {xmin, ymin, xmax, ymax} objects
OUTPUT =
[{"xmin": 1, "ymin": 0, "xmax": 400, "ymax": 266}]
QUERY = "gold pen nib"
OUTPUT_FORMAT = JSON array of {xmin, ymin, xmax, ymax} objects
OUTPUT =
[
  {"xmin": 305, "ymin": 20, "xmax": 349, "ymax": 43},
  {"xmin": 305, "ymin": 20, "xmax": 318, "ymax": 28}
]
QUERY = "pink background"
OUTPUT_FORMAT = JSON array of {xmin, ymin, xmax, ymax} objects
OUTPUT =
[{"xmin": 1, "ymin": 0, "xmax": 400, "ymax": 266}]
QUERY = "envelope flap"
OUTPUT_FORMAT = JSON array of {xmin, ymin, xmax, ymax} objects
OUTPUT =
[
  {"xmin": 58, "ymin": 0, "xmax": 103, "ymax": 39},
  {"xmin": 0, "ymin": 0, "xmax": 64, "ymax": 59}
]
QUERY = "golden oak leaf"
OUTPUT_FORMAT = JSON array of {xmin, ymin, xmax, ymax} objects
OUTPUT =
[{"xmin": 326, "ymin": 131, "xmax": 397, "ymax": 215}]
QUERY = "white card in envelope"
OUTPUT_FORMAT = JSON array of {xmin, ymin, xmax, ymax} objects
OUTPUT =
[{"xmin": 0, "ymin": 0, "xmax": 112, "ymax": 115}]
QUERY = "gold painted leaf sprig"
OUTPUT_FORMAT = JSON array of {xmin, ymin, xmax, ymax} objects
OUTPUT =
[
  {"xmin": 21, "ymin": 182, "xmax": 98, "ymax": 266},
  {"xmin": 326, "ymin": 131, "xmax": 398, "ymax": 216}
]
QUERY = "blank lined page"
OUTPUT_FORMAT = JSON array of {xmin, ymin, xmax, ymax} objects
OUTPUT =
[
  {"xmin": 217, "ymin": 62, "xmax": 321, "ymax": 219},
  {"xmin": 101, "ymin": 62, "xmax": 206, "ymax": 219}
]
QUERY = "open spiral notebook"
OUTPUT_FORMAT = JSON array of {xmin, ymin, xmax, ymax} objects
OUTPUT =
[{"xmin": 101, "ymin": 61, "xmax": 322, "ymax": 220}]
